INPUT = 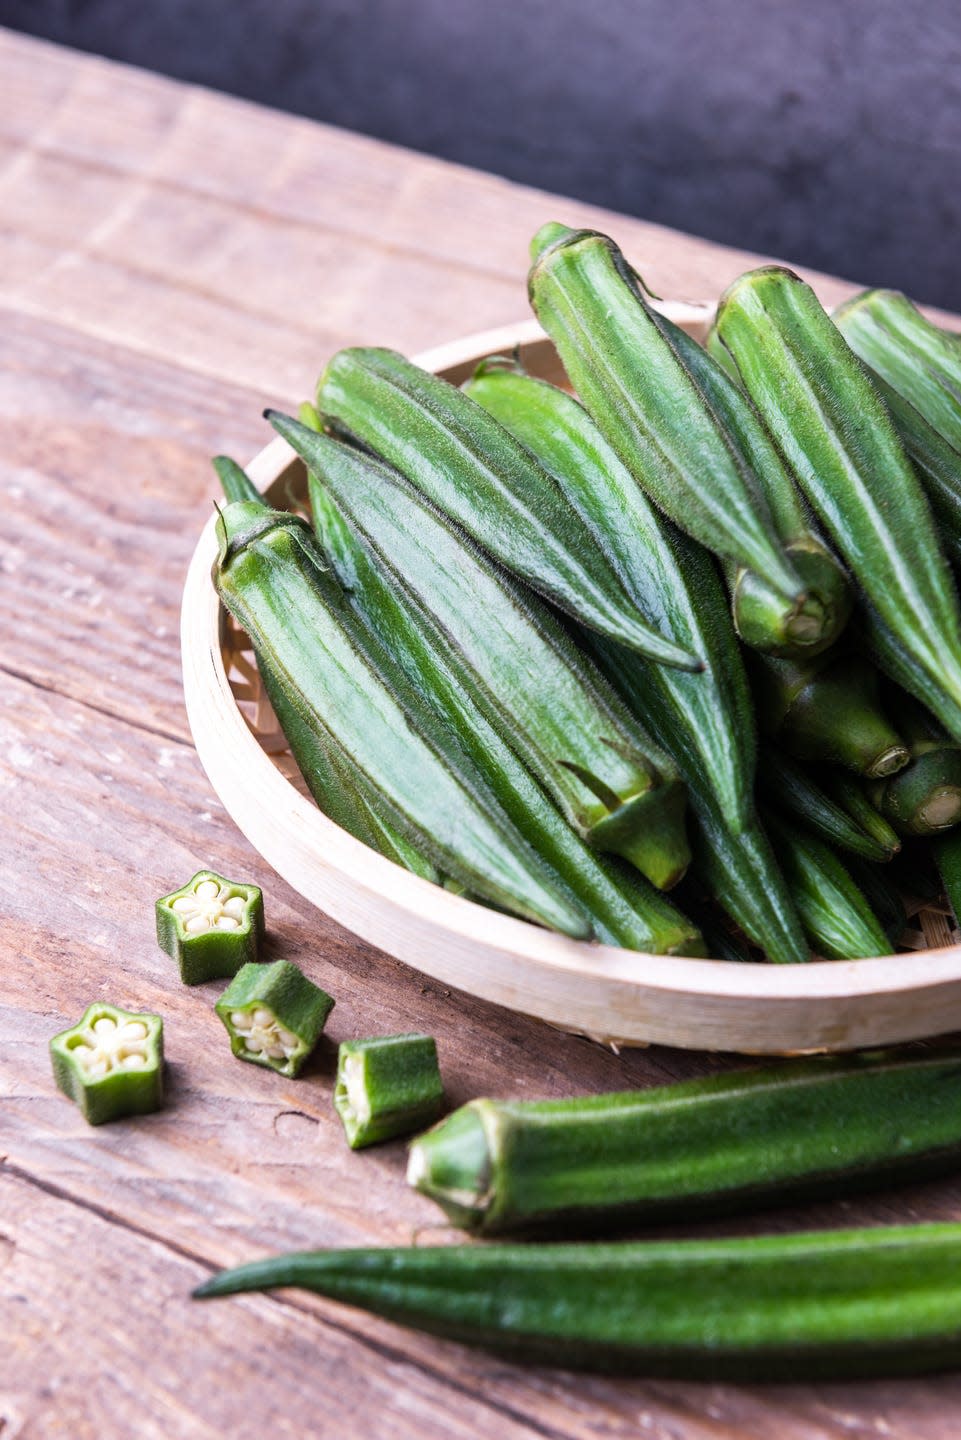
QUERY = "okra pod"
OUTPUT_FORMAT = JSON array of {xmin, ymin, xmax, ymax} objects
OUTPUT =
[
  {"xmin": 868, "ymin": 695, "xmax": 961, "ymax": 836},
  {"xmin": 462, "ymin": 360, "xmax": 754, "ymax": 832},
  {"xmin": 827, "ymin": 772, "xmax": 902, "ymax": 860},
  {"xmin": 751, "ymin": 650, "xmax": 909, "ymax": 778},
  {"xmin": 934, "ymin": 830, "xmax": 961, "ymax": 929},
  {"xmin": 591, "ymin": 636, "xmax": 808, "ymax": 962},
  {"xmin": 653, "ymin": 315, "xmax": 851, "ymax": 657},
  {"xmin": 213, "ymin": 497, "xmax": 590, "ymax": 936},
  {"xmin": 196, "ymin": 1222, "xmax": 961, "ymax": 1379},
  {"xmin": 526, "ymin": 224, "xmax": 805, "ymax": 611},
  {"xmin": 709, "ymin": 266, "xmax": 961, "ymax": 730},
  {"xmin": 304, "ymin": 465, "xmax": 702, "ymax": 953},
  {"xmin": 269, "ymin": 414, "xmax": 692, "ymax": 892},
  {"xmin": 408, "ymin": 1049, "xmax": 961, "ymax": 1235},
  {"xmin": 335, "ymin": 1033, "xmax": 444, "ymax": 1149},
  {"xmin": 759, "ymin": 748, "xmax": 898, "ymax": 863},
  {"xmin": 844, "ymin": 857, "xmax": 908, "ymax": 946},
  {"xmin": 762, "ymin": 808, "xmax": 892, "ymax": 959},
  {"xmin": 216, "ymin": 961, "xmax": 335, "ymax": 1078},
  {"xmin": 312, "ymin": 346, "xmax": 700, "ymax": 668}
]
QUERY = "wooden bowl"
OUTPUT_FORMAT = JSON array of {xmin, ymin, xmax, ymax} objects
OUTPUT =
[{"xmin": 181, "ymin": 313, "xmax": 961, "ymax": 1054}]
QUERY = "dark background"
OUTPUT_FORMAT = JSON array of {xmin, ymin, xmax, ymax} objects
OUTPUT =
[{"xmin": 5, "ymin": 0, "xmax": 961, "ymax": 307}]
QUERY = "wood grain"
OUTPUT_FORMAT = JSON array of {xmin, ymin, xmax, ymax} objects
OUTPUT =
[{"xmin": 5, "ymin": 25, "xmax": 961, "ymax": 1438}]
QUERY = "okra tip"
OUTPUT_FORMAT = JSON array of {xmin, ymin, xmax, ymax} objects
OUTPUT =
[
  {"xmin": 529, "ymin": 221, "xmax": 578, "ymax": 264},
  {"xmin": 212, "ymin": 455, "xmax": 262, "ymax": 507}
]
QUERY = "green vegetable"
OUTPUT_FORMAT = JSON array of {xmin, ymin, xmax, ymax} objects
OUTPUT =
[
  {"xmin": 156, "ymin": 869, "xmax": 265, "ymax": 985},
  {"xmin": 709, "ymin": 265, "xmax": 961, "ymax": 735},
  {"xmin": 934, "ymin": 830, "xmax": 961, "ymax": 928},
  {"xmin": 195, "ymin": 1222, "xmax": 961, "ymax": 1379},
  {"xmin": 216, "ymin": 961, "xmax": 335, "ymax": 1078},
  {"xmin": 760, "ymin": 748, "xmax": 899, "ymax": 862},
  {"xmin": 213, "ymin": 497, "xmax": 590, "ymax": 937},
  {"xmin": 301, "ymin": 460, "xmax": 701, "ymax": 953},
  {"xmin": 50, "ymin": 1003, "xmax": 163, "ymax": 1126},
  {"xmin": 408, "ymin": 1049, "xmax": 961, "ymax": 1235},
  {"xmin": 844, "ymin": 858, "xmax": 908, "ymax": 946},
  {"xmin": 654, "ymin": 315, "xmax": 851, "ymax": 657},
  {"xmin": 462, "ymin": 359, "xmax": 754, "ymax": 833},
  {"xmin": 763, "ymin": 808, "xmax": 892, "ymax": 959},
  {"xmin": 751, "ymin": 650, "xmax": 908, "ymax": 778},
  {"xmin": 268, "ymin": 415, "xmax": 692, "ymax": 893},
  {"xmin": 827, "ymin": 772, "xmax": 902, "ymax": 860},
  {"xmin": 590, "ymin": 635, "xmax": 807, "ymax": 962},
  {"xmin": 312, "ymin": 346, "xmax": 699, "ymax": 668},
  {"xmin": 868, "ymin": 696, "xmax": 961, "ymax": 836},
  {"xmin": 334, "ymin": 1034, "xmax": 444, "ymax": 1149},
  {"xmin": 526, "ymin": 224, "xmax": 805, "ymax": 616}
]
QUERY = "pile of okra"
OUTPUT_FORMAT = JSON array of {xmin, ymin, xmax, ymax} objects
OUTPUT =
[{"xmin": 212, "ymin": 221, "xmax": 961, "ymax": 964}]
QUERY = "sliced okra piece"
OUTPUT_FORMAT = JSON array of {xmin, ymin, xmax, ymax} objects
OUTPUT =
[
  {"xmin": 49, "ymin": 1003, "xmax": 163, "ymax": 1125},
  {"xmin": 334, "ymin": 1033, "xmax": 444, "ymax": 1149},
  {"xmin": 216, "ymin": 961, "xmax": 334, "ymax": 1078},
  {"xmin": 156, "ymin": 869, "xmax": 264, "ymax": 984}
]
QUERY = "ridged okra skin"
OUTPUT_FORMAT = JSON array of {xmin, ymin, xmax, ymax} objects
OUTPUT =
[
  {"xmin": 269, "ymin": 413, "xmax": 692, "ymax": 893},
  {"xmin": 212, "ymin": 500, "xmax": 589, "ymax": 938},
  {"xmin": 312, "ymin": 346, "xmax": 699, "ymax": 669},
  {"xmin": 710, "ymin": 266, "xmax": 961, "ymax": 736},
  {"xmin": 589, "ymin": 635, "xmax": 808, "ymax": 962},
  {"xmin": 196, "ymin": 1223, "xmax": 961, "ymax": 1379},
  {"xmin": 759, "ymin": 748, "xmax": 898, "ymax": 863},
  {"xmin": 50, "ymin": 1003, "xmax": 164, "ymax": 1126},
  {"xmin": 303, "ymin": 467, "xmax": 703, "ymax": 954},
  {"xmin": 762, "ymin": 808, "xmax": 892, "ymax": 959},
  {"xmin": 526, "ymin": 224, "xmax": 805, "ymax": 612},
  {"xmin": 751, "ymin": 650, "xmax": 909, "ymax": 779},
  {"xmin": 335, "ymin": 1033, "xmax": 444, "ymax": 1149},
  {"xmin": 652, "ymin": 315, "xmax": 851, "ymax": 657},
  {"xmin": 407, "ymin": 1050, "xmax": 961, "ymax": 1235},
  {"xmin": 463, "ymin": 360, "xmax": 755, "ymax": 834}
]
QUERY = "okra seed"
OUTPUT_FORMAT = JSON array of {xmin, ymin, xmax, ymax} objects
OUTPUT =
[
  {"xmin": 93, "ymin": 1017, "xmax": 117, "ymax": 1035},
  {"xmin": 253, "ymin": 1008, "xmax": 273, "ymax": 1026},
  {"xmin": 170, "ymin": 880, "xmax": 252, "ymax": 935},
  {"xmin": 228, "ymin": 1005, "xmax": 301, "ymax": 1062},
  {"xmin": 121, "ymin": 1053, "xmax": 147, "ymax": 1069},
  {"xmin": 230, "ymin": 1010, "xmax": 251, "ymax": 1030},
  {"xmin": 195, "ymin": 880, "xmax": 220, "ymax": 901}
]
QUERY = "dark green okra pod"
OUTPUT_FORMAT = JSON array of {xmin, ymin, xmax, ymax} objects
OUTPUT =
[
  {"xmin": 196, "ymin": 1223, "xmax": 961, "ymax": 1380},
  {"xmin": 156, "ymin": 869, "xmax": 265, "ymax": 985},
  {"xmin": 751, "ymin": 650, "xmax": 908, "ymax": 779},
  {"xmin": 312, "ymin": 346, "xmax": 700, "ymax": 668},
  {"xmin": 334, "ymin": 1034, "xmax": 444, "ymax": 1148},
  {"xmin": 408, "ymin": 1049, "xmax": 961, "ymax": 1235},
  {"xmin": 760, "ymin": 748, "xmax": 899, "ymax": 863},
  {"xmin": 652, "ymin": 315, "xmax": 851, "ymax": 657},
  {"xmin": 216, "ymin": 961, "xmax": 335, "ymax": 1078},
  {"xmin": 526, "ymin": 223, "xmax": 806, "ymax": 614},
  {"xmin": 709, "ymin": 265, "xmax": 961, "ymax": 737},
  {"xmin": 827, "ymin": 772, "xmax": 902, "ymax": 859},
  {"xmin": 269, "ymin": 414, "xmax": 692, "ymax": 893},
  {"xmin": 934, "ymin": 830, "xmax": 961, "ymax": 929},
  {"xmin": 762, "ymin": 808, "xmax": 892, "ymax": 959},
  {"xmin": 50, "ymin": 1003, "xmax": 164, "ymax": 1125},
  {"xmin": 213, "ymin": 497, "xmax": 590, "ymax": 937},
  {"xmin": 303, "ymin": 464, "xmax": 701, "ymax": 954},
  {"xmin": 868, "ymin": 694, "xmax": 961, "ymax": 836},
  {"xmin": 462, "ymin": 359, "xmax": 755, "ymax": 833}
]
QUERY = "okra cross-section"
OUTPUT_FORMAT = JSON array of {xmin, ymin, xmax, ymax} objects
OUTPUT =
[
  {"xmin": 216, "ymin": 961, "xmax": 335, "ymax": 1078},
  {"xmin": 334, "ymin": 1034, "xmax": 444, "ymax": 1149},
  {"xmin": 156, "ymin": 869, "xmax": 265, "ymax": 984},
  {"xmin": 49, "ymin": 1003, "xmax": 164, "ymax": 1125}
]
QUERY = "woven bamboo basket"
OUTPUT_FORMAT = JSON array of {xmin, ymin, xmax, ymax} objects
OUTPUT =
[{"xmin": 181, "ymin": 312, "xmax": 961, "ymax": 1054}]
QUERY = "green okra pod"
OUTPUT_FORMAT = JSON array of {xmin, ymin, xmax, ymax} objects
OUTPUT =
[
  {"xmin": 213, "ymin": 496, "xmax": 590, "ymax": 937},
  {"xmin": 751, "ymin": 650, "xmax": 909, "ymax": 779},
  {"xmin": 652, "ymin": 316, "xmax": 851, "ymax": 657},
  {"xmin": 269, "ymin": 413, "xmax": 692, "ymax": 892},
  {"xmin": 827, "ymin": 772, "xmax": 902, "ymax": 859},
  {"xmin": 934, "ymin": 829, "xmax": 961, "ymax": 930},
  {"xmin": 759, "ymin": 748, "xmax": 898, "ymax": 863},
  {"xmin": 216, "ymin": 961, "xmax": 335, "ymax": 1078},
  {"xmin": 335, "ymin": 1033, "xmax": 444, "ymax": 1149},
  {"xmin": 50, "ymin": 1003, "xmax": 164, "ymax": 1126},
  {"xmin": 463, "ymin": 359, "xmax": 754, "ymax": 833},
  {"xmin": 526, "ymin": 224, "xmax": 805, "ymax": 613},
  {"xmin": 156, "ymin": 869, "xmax": 265, "ymax": 985},
  {"xmin": 762, "ymin": 808, "xmax": 892, "ymax": 959},
  {"xmin": 304, "ymin": 465, "xmax": 702, "ymax": 953},
  {"xmin": 709, "ymin": 266, "xmax": 961, "ymax": 734},
  {"xmin": 195, "ymin": 1222, "xmax": 961, "ymax": 1380},
  {"xmin": 408, "ymin": 1049, "xmax": 961, "ymax": 1235},
  {"xmin": 312, "ymin": 346, "xmax": 700, "ymax": 668},
  {"xmin": 868, "ymin": 695, "xmax": 961, "ymax": 836}
]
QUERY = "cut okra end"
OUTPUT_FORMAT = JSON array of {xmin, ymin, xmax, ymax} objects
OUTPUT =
[
  {"xmin": 215, "ymin": 960, "xmax": 334, "ymax": 1078},
  {"xmin": 334, "ymin": 1033, "xmax": 445, "ymax": 1150},
  {"xmin": 156, "ymin": 869, "xmax": 264, "ymax": 985},
  {"xmin": 50, "ymin": 1003, "xmax": 164, "ymax": 1126}
]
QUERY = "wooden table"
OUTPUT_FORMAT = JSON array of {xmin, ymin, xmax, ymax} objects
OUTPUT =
[{"xmin": 4, "ymin": 26, "xmax": 961, "ymax": 1438}]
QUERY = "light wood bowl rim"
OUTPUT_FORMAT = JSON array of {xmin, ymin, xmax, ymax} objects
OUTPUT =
[{"xmin": 181, "ymin": 313, "xmax": 961, "ymax": 1053}]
